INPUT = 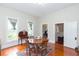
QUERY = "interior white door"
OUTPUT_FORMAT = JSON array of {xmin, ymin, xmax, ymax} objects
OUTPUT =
[{"xmin": 64, "ymin": 21, "xmax": 77, "ymax": 49}]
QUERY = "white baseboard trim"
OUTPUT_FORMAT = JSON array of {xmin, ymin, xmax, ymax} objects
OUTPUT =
[
  {"xmin": 1, "ymin": 40, "xmax": 26, "ymax": 49},
  {"xmin": 1, "ymin": 40, "xmax": 18, "ymax": 49},
  {"xmin": 64, "ymin": 45, "xmax": 76, "ymax": 49},
  {"xmin": 1, "ymin": 40, "xmax": 54, "ymax": 49},
  {"xmin": 1, "ymin": 39, "xmax": 75, "ymax": 50}
]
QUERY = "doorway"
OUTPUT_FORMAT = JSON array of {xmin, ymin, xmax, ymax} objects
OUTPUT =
[
  {"xmin": 42, "ymin": 24, "xmax": 48, "ymax": 38},
  {"xmin": 55, "ymin": 23, "xmax": 64, "ymax": 45}
]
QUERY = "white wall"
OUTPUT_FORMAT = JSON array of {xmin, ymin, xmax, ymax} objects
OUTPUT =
[
  {"xmin": 38, "ymin": 4, "xmax": 79, "ymax": 48},
  {"xmin": 0, "ymin": 6, "xmax": 38, "ymax": 49},
  {"xmin": 64, "ymin": 21, "xmax": 77, "ymax": 49}
]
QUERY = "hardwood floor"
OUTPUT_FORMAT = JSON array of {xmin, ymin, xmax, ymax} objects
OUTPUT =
[{"xmin": 0, "ymin": 43, "xmax": 79, "ymax": 56}]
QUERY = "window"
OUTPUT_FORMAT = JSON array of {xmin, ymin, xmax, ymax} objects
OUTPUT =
[
  {"xmin": 27, "ymin": 22, "xmax": 34, "ymax": 36},
  {"xmin": 8, "ymin": 18, "xmax": 18, "ymax": 42}
]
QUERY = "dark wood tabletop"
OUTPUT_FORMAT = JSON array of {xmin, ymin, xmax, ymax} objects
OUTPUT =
[{"xmin": 28, "ymin": 38, "xmax": 48, "ymax": 44}]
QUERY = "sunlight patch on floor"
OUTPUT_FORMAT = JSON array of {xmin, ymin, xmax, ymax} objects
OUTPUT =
[{"xmin": 7, "ymin": 48, "xmax": 18, "ymax": 56}]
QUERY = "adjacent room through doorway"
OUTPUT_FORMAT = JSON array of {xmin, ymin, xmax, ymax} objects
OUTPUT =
[{"xmin": 55, "ymin": 23, "xmax": 64, "ymax": 45}]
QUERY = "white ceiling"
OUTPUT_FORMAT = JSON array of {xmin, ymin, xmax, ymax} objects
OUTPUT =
[{"xmin": 0, "ymin": 3, "xmax": 76, "ymax": 17}]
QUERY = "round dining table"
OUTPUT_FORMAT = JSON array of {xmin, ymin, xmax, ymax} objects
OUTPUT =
[{"xmin": 28, "ymin": 38, "xmax": 48, "ymax": 55}]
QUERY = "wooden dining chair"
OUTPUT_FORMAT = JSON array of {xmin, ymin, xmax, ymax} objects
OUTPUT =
[
  {"xmin": 18, "ymin": 31, "xmax": 28, "ymax": 44},
  {"xmin": 38, "ymin": 40, "xmax": 48, "ymax": 56},
  {"xmin": 25, "ymin": 39, "xmax": 36, "ymax": 56}
]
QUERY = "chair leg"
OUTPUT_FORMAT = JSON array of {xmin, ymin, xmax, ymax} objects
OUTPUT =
[
  {"xmin": 21, "ymin": 39, "xmax": 22, "ymax": 45},
  {"xmin": 29, "ymin": 49, "xmax": 31, "ymax": 56},
  {"xmin": 18, "ymin": 39, "xmax": 20, "ymax": 44},
  {"xmin": 18, "ymin": 39, "xmax": 22, "ymax": 45}
]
